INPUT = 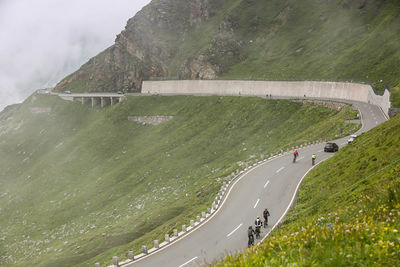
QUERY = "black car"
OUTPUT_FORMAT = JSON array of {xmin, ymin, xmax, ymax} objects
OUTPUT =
[{"xmin": 324, "ymin": 142, "xmax": 339, "ymax": 152}]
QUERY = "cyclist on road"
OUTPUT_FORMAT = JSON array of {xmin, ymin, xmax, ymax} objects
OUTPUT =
[
  {"xmin": 254, "ymin": 216, "xmax": 262, "ymax": 238},
  {"xmin": 263, "ymin": 208, "xmax": 270, "ymax": 227},
  {"xmin": 248, "ymin": 226, "xmax": 255, "ymax": 247},
  {"xmin": 312, "ymin": 153, "xmax": 316, "ymax": 165},
  {"xmin": 293, "ymin": 149, "xmax": 299, "ymax": 163}
]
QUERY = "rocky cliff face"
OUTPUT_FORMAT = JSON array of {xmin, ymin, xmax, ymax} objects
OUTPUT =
[
  {"xmin": 55, "ymin": 0, "xmax": 400, "ymax": 97},
  {"xmin": 55, "ymin": 0, "xmax": 230, "ymax": 93}
]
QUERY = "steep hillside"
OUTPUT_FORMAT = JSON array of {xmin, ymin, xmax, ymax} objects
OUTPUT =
[
  {"xmin": 54, "ymin": 0, "xmax": 400, "ymax": 105},
  {"xmin": 0, "ymin": 94, "xmax": 358, "ymax": 266},
  {"xmin": 217, "ymin": 114, "xmax": 400, "ymax": 266}
]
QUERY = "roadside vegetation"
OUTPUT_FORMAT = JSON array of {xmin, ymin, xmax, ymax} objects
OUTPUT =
[
  {"xmin": 216, "ymin": 114, "xmax": 400, "ymax": 266},
  {"xmin": 0, "ymin": 94, "xmax": 358, "ymax": 266}
]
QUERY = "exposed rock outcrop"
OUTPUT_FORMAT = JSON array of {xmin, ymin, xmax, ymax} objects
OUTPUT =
[{"xmin": 55, "ymin": 0, "xmax": 225, "ymax": 93}]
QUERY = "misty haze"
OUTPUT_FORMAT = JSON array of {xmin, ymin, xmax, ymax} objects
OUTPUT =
[
  {"xmin": 0, "ymin": 0, "xmax": 399, "ymax": 266},
  {"xmin": 0, "ymin": 0, "xmax": 150, "ymax": 111}
]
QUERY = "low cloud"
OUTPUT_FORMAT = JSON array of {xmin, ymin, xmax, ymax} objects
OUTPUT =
[{"xmin": 0, "ymin": 0, "xmax": 151, "ymax": 111}]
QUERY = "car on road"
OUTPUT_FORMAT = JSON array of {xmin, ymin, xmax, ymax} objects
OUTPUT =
[
  {"xmin": 64, "ymin": 90, "xmax": 71, "ymax": 94},
  {"xmin": 348, "ymin": 134, "xmax": 357, "ymax": 144},
  {"xmin": 324, "ymin": 142, "xmax": 339, "ymax": 152}
]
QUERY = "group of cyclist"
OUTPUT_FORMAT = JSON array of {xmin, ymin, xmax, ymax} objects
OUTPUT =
[
  {"xmin": 248, "ymin": 208, "xmax": 270, "ymax": 247},
  {"xmin": 293, "ymin": 149, "xmax": 317, "ymax": 165},
  {"xmin": 247, "ymin": 150, "xmax": 317, "ymax": 247}
]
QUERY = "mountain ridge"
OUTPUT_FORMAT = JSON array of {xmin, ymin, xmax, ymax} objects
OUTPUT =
[{"xmin": 54, "ymin": 0, "xmax": 400, "ymax": 105}]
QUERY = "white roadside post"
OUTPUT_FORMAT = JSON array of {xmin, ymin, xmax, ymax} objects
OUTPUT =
[
  {"xmin": 113, "ymin": 256, "xmax": 119, "ymax": 267},
  {"xmin": 128, "ymin": 250, "xmax": 134, "ymax": 260}
]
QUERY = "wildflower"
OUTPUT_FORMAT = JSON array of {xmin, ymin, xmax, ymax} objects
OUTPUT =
[
  {"xmin": 393, "ymin": 229, "xmax": 398, "ymax": 233},
  {"xmin": 346, "ymin": 254, "xmax": 352, "ymax": 258}
]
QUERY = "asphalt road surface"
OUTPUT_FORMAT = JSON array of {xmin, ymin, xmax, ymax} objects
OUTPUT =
[{"xmin": 125, "ymin": 100, "xmax": 387, "ymax": 267}]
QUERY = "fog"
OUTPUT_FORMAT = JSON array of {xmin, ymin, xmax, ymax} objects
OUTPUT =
[{"xmin": 0, "ymin": 0, "xmax": 151, "ymax": 111}]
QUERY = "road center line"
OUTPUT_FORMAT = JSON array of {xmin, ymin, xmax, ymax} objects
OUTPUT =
[
  {"xmin": 178, "ymin": 256, "xmax": 198, "ymax": 267},
  {"xmin": 227, "ymin": 223, "xmax": 243, "ymax": 237},
  {"xmin": 253, "ymin": 198, "xmax": 260, "ymax": 208},
  {"xmin": 264, "ymin": 180, "xmax": 270, "ymax": 189},
  {"xmin": 276, "ymin": 167, "xmax": 285, "ymax": 173}
]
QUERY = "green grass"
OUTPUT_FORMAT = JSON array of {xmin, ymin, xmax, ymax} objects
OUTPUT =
[
  {"xmin": 215, "ymin": 114, "xmax": 400, "ymax": 266},
  {"xmin": 220, "ymin": 0, "xmax": 400, "ymax": 91},
  {"xmin": 0, "ymin": 94, "xmax": 358, "ymax": 266}
]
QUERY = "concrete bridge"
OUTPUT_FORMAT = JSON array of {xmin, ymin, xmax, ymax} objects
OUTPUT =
[{"xmin": 58, "ymin": 93, "xmax": 125, "ymax": 108}]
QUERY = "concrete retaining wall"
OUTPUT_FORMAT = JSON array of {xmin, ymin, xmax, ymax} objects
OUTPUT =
[
  {"xmin": 368, "ymin": 88, "xmax": 391, "ymax": 119},
  {"xmin": 142, "ymin": 80, "xmax": 391, "ymax": 117}
]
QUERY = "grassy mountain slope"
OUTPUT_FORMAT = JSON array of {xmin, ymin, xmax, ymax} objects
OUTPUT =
[
  {"xmin": 217, "ymin": 115, "xmax": 400, "ymax": 266},
  {"xmin": 55, "ymin": 0, "xmax": 400, "ymax": 105},
  {"xmin": 0, "ymin": 94, "xmax": 358, "ymax": 266}
]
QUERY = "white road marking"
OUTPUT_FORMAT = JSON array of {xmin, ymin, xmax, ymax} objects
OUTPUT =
[
  {"xmin": 341, "ymin": 142, "xmax": 347, "ymax": 145},
  {"xmin": 318, "ymin": 149, "xmax": 323, "ymax": 152},
  {"xmin": 264, "ymin": 180, "xmax": 270, "ymax": 189},
  {"xmin": 227, "ymin": 223, "xmax": 243, "ymax": 237},
  {"xmin": 298, "ymin": 156, "xmax": 304, "ymax": 161},
  {"xmin": 276, "ymin": 167, "xmax": 285, "ymax": 173},
  {"xmin": 253, "ymin": 198, "xmax": 260, "ymax": 208},
  {"xmin": 179, "ymin": 256, "xmax": 198, "ymax": 267}
]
